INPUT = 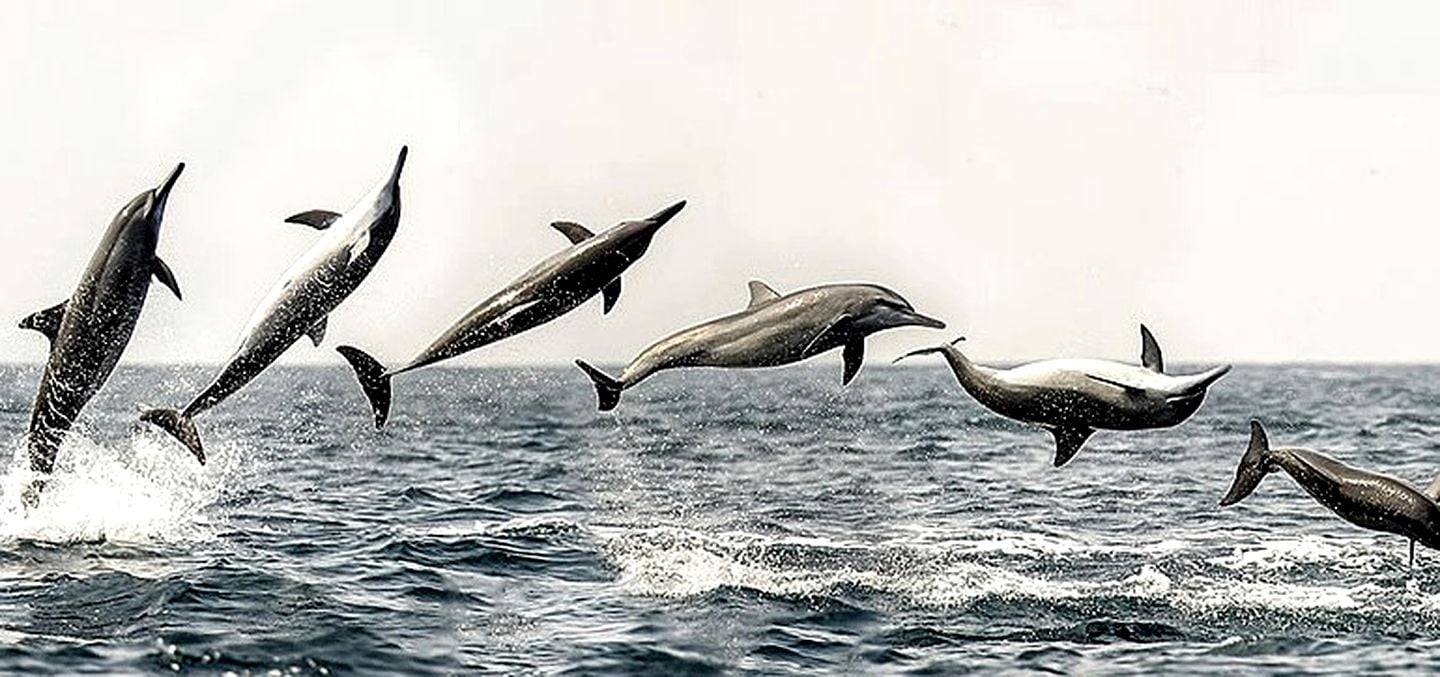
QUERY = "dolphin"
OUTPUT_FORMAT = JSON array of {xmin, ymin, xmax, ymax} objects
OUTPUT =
[
  {"xmin": 141, "ymin": 147, "xmax": 408, "ymax": 460},
  {"xmin": 574, "ymin": 280, "xmax": 945, "ymax": 411},
  {"xmin": 894, "ymin": 325, "xmax": 1230, "ymax": 467},
  {"xmin": 335, "ymin": 199, "xmax": 685, "ymax": 428},
  {"xmin": 21, "ymin": 163, "xmax": 186, "ymax": 479},
  {"xmin": 1220, "ymin": 419, "xmax": 1440, "ymax": 567}
]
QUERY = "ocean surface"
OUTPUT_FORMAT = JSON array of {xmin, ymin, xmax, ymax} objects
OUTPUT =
[{"xmin": 1, "ymin": 362, "xmax": 1439, "ymax": 674}]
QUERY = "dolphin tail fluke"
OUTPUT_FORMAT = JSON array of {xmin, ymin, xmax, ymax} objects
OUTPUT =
[
  {"xmin": 336, "ymin": 346, "xmax": 392, "ymax": 430},
  {"xmin": 574, "ymin": 360, "xmax": 623, "ymax": 411},
  {"xmin": 891, "ymin": 336, "xmax": 967, "ymax": 364},
  {"xmin": 140, "ymin": 408, "xmax": 206, "ymax": 465},
  {"xmin": 1220, "ymin": 419, "xmax": 1275, "ymax": 506}
]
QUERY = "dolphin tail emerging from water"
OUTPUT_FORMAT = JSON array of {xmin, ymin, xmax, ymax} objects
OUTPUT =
[
  {"xmin": 891, "ymin": 336, "xmax": 967, "ymax": 364},
  {"xmin": 337, "ymin": 345, "xmax": 393, "ymax": 430},
  {"xmin": 574, "ymin": 360, "xmax": 623, "ymax": 411},
  {"xmin": 1220, "ymin": 419, "xmax": 1275, "ymax": 506},
  {"xmin": 139, "ymin": 408, "xmax": 206, "ymax": 465}
]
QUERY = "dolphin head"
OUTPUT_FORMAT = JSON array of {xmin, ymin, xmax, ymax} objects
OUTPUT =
[
  {"xmin": 355, "ymin": 146, "xmax": 408, "ymax": 252},
  {"xmin": 611, "ymin": 199, "xmax": 686, "ymax": 258},
  {"xmin": 845, "ymin": 285, "xmax": 946, "ymax": 335},
  {"xmin": 1152, "ymin": 363, "xmax": 1231, "ymax": 419},
  {"xmin": 111, "ymin": 162, "xmax": 184, "ymax": 252},
  {"xmin": 145, "ymin": 162, "xmax": 184, "ymax": 230}
]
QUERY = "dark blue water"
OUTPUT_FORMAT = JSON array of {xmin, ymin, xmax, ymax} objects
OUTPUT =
[{"xmin": 1, "ymin": 362, "xmax": 1439, "ymax": 674}]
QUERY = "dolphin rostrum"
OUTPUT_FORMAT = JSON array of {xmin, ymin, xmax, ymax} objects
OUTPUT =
[
  {"xmin": 1221, "ymin": 419, "xmax": 1440, "ymax": 567},
  {"xmin": 21, "ymin": 163, "xmax": 186, "ymax": 478},
  {"xmin": 575, "ymin": 280, "xmax": 946, "ymax": 411},
  {"xmin": 894, "ymin": 325, "xmax": 1229, "ymax": 467},
  {"xmin": 335, "ymin": 199, "xmax": 685, "ymax": 428},
  {"xmin": 141, "ymin": 147, "xmax": 408, "ymax": 459}
]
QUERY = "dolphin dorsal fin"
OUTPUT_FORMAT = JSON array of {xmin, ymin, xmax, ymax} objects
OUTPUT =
[
  {"xmin": 1140, "ymin": 324, "xmax": 1163, "ymax": 373},
  {"xmin": 19, "ymin": 302, "xmax": 67, "ymax": 345},
  {"xmin": 285, "ymin": 209, "xmax": 341, "ymax": 230},
  {"xmin": 551, "ymin": 221, "xmax": 595, "ymax": 245},
  {"xmin": 747, "ymin": 280, "xmax": 781, "ymax": 308}
]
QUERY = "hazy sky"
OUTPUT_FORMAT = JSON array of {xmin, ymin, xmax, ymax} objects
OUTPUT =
[{"xmin": 3, "ymin": 1, "xmax": 1440, "ymax": 366}]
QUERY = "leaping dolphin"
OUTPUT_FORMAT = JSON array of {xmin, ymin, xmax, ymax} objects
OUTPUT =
[
  {"xmin": 1221, "ymin": 419, "xmax": 1440, "ymax": 567},
  {"xmin": 21, "ymin": 163, "xmax": 186, "ymax": 480},
  {"xmin": 141, "ymin": 147, "xmax": 408, "ymax": 460},
  {"xmin": 894, "ymin": 325, "xmax": 1229, "ymax": 467},
  {"xmin": 574, "ymin": 280, "xmax": 946, "ymax": 411},
  {"xmin": 335, "ymin": 200, "xmax": 685, "ymax": 429}
]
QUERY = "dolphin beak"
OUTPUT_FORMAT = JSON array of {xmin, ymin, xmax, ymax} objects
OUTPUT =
[
  {"xmin": 154, "ymin": 162, "xmax": 184, "ymax": 209},
  {"xmin": 900, "ymin": 310, "xmax": 946, "ymax": 330},
  {"xmin": 387, "ymin": 145, "xmax": 408, "ymax": 187},
  {"xmin": 646, "ymin": 200, "xmax": 687, "ymax": 227}
]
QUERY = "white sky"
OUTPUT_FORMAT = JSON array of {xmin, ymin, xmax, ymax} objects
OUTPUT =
[{"xmin": 2, "ymin": 1, "xmax": 1440, "ymax": 366}]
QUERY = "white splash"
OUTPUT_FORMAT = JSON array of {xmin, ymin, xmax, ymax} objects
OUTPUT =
[
  {"xmin": 593, "ymin": 523, "xmax": 1440, "ymax": 616},
  {"xmin": 0, "ymin": 428, "xmax": 239, "ymax": 545}
]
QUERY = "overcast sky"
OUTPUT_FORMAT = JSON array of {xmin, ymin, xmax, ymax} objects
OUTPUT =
[{"xmin": 2, "ymin": 1, "xmax": 1439, "ymax": 366}]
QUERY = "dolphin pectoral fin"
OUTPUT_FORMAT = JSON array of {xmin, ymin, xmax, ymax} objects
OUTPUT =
[
  {"xmin": 551, "ymin": 221, "xmax": 595, "ymax": 244},
  {"xmin": 19, "ymin": 302, "xmax": 66, "ymax": 344},
  {"xmin": 1048, "ymin": 426, "xmax": 1094, "ymax": 467},
  {"xmin": 746, "ymin": 280, "xmax": 781, "ymax": 309},
  {"xmin": 601, "ymin": 278, "xmax": 622, "ymax": 314},
  {"xmin": 802, "ymin": 314, "xmax": 852, "ymax": 357},
  {"xmin": 285, "ymin": 209, "xmax": 341, "ymax": 230},
  {"xmin": 842, "ymin": 340, "xmax": 864, "ymax": 385},
  {"xmin": 306, "ymin": 317, "xmax": 327, "ymax": 347},
  {"xmin": 1140, "ymin": 324, "xmax": 1163, "ymax": 373},
  {"xmin": 1084, "ymin": 373, "xmax": 1144, "ymax": 396},
  {"xmin": 152, "ymin": 257, "xmax": 182, "ymax": 300}
]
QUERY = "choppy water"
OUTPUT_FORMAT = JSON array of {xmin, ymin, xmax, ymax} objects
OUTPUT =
[{"xmin": 1, "ymin": 362, "xmax": 1439, "ymax": 674}]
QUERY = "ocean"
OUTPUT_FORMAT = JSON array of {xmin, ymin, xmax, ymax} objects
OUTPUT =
[{"xmin": 0, "ymin": 362, "xmax": 1437, "ymax": 674}]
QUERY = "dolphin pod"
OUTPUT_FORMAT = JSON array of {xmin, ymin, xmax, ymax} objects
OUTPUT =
[{"xmin": 13, "ymin": 147, "xmax": 1423, "ymax": 572}]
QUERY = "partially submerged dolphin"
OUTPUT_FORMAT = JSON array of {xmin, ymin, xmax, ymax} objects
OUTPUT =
[
  {"xmin": 894, "ymin": 325, "xmax": 1229, "ymax": 466},
  {"xmin": 141, "ymin": 147, "xmax": 408, "ymax": 460},
  {"xmin": 336, "ymin": 200, "xmax": 685, "ymax": 428},
  {"xmin": 1221, "ymin": 419, "xmax": 1440, "ymax": 567},
  {"xmin": 22, "ymin": 163, "xmax": 186, "ymax": 476},
  {"xmin": 575, "ymin": 280, "xmax": 945, "ymax": 411}
]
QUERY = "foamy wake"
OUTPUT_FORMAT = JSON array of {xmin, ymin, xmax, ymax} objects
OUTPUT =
[
  {"xmin": 590, "ymin": 523, "xmax": 1440, "ymax": 616},
  {"xmin": 0, "ymin": 428, "xmax": 242, "ymax": 545}
]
